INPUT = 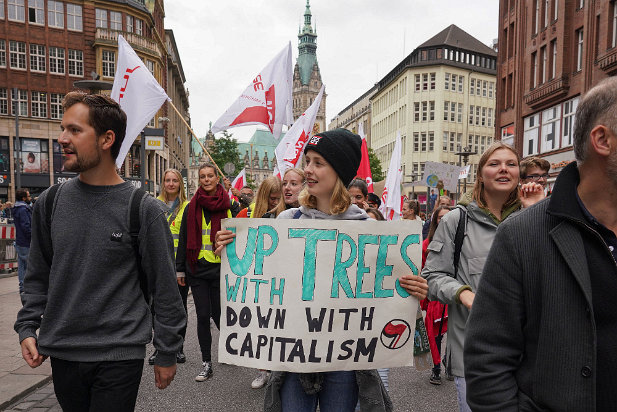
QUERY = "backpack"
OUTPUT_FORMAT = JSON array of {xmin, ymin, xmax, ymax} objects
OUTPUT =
[
  {"xmin": 44, "ymin": 183, "xmax": 150, "ymax": 300},
  {"xmin": 452, "ymin": 206, "xmax": 467, "ymax": 277}
]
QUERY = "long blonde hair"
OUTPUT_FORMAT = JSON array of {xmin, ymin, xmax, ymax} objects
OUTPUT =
[
  {"xmin": 252, "ymin": 176, "xmax": 283, "ymax": 218},
  {"xmin": 299, "ymin": 177, "xmax": 351, "ymax": 215},
  {"xmin": 275, "ymin": 168, "xmax": 305, "ymax": 216},
  {"xmin": 472, "ymin": 142, "xmax": 520, "ymax": 211},
  {"xmin": 158, "ymin": 168, "xmax": 187, "ymax": 217}
]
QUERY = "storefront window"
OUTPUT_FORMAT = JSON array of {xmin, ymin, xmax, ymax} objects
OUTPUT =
[{"xmin": 14, "ymin": 138, "xmax": 48, "ymax": 173}]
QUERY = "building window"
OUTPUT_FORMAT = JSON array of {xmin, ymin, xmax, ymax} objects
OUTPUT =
[
  {"xmin": 413, "ymin": 132, "xmax": 419, "ymax": 152},
  {"xmin": 29, "ymin": 44, "xmax": 45, "ymax": 72},
  {"xmin": 49, "ymin": 47, "xmax": 65, "ymax": 74},
  {"xmin": 68, "ymin": 49, "xmax": 83, "ymax": 76},
  {"xmin": 541, "ymin": 106, "xmax": 561, "ymax": 152},
  {"xmin": 541, "ymin": 46, "xmax": 547, "ymax": 84},
  {"xmin": 126, "ymin": 15, "xmax": 133, "ymax": 32},
  {"xmin": 430, "ymin": 72, "xmax": 436, "ymax": 90},
  {"xmin": 469, "ymin": 105, "xmax": 474, "ymax": 125},
  {"xmin": 135, "ymin": 18, "xmax": 143, "ymax": 35},
  {"xmin": 0, "ymin": 89, "xmax": 8, "ymax": 115},
  {"xmin": 470, "ymin": 79, "xmax": 475, "ymax": 95},
  {"xmin": 95, "ymin": 8, "xmax": 107, "ymax": 28},
  {"xmin": 481, "ymin": 107, "xmax": 487, "ymax": 126},
  {"xmin": 443, "ymin": 101, "xmax": 449, "ymax": 121},
  {"xmin": 0, "ymin": 0, "xmax": 4, "ymax": 19},
  {"xmin": 11, "ymin": 88, "xmax": 27, "ymax": 116},
  {"xmin": 550, "ymin": 40, "xmax": 557, "ymax": 79},
  {"xmin": 578, "ymin": 0, "xmax": 584, "ymax": 9},
  {"xmin": 31, "ymin": 91, "xmax": 47, "ymax": 118},
  {"xmin": 531, "ymin": 52, "xmax": 537, "ymax": 88},
  {"xmin": 422, "ymin": 73, "xmax": 428, "ymax": 90},
  {"xmin": 422, "ymin": 101, "xmax": 428, "ymax": 121},
  {"xmin": 28, "ymin": 0, "xmax": 44, "ymax": 24},
  {"xmin": 576, "ymin": 28, "xmax": 583, "ymax": 71},
  {"xmin": 613, "ymin": 2, "xmax": 617, "ymax": 49},
  {"xmin": 421, "ymin": 132, "xmax": 427, "ymax": 152},
  {"xmin": 429, "ymin": 101, "xmax": 435, "ymax": 121},
  {"xmin": 458, "ymin": 76, "xmax": 464, "ymax": 92},
  {"xmin": 9, "ymin": 40, "xmax": 26, "ymax": 70},
  {"xmin": 50, "ymin": 93, "xmax": 64, "ymax": 119},
  {"xmin": 523, "ymin": 114, "xmax": 540, "ymax": 156},
  {"xmin": 445, "ymin": 73, "xmax": 450, "ymax": 90},
  {"xmin": 544, "ymin": 0, "xmax": 549, "ymax": 27},
  {"xmin": 110, "ymin": 11, "xmax": 121, "ymax": 30},
  {"xmin": 18, "ymin": 138, "xmax": 48, "ymax": 173},
  {"xmin": 554, "ymin": 0, "xmax": 559, "ymax": 21},
  {"xmin": 475, "ymin": 106, "xmax": 480, "ymax": 126},
  {"xmin": 102, "ymin": 50, "xmax": 115, "ymax": 77},
  {"xmin": 48, "ymin": 0, "xmax": 63, "ymax": 28},
  {"xmin": 562, "ymin": 97, "xmax": 579, "ymax": 147},
  {"xmin": 66, "ymin": 3, "xmax": 82, "ymax": 31},
  {"xmin": 414, "ymin": 74, "xmax": 420, "ymax": 92},
  {"xmin": 428, "ymin": 132, "xmax": 434, "ymax": 151},
  {"xmin": 450, "ymin": 132, "xmax": 456, "ymax": 152},
  {"xmin": 145, "ymin": 59, "xmax": 154, "ymax": 75},
  {"xmin": 488, "ymin": 108, "xmax": 494, "ymax": 127},
  {"xmin": 442, "ymin": 132, "xmax": 448, "ymax": 152},
  {"xmin": 8, "ymin": 0, "xmax": 25, "ymax": 22},
  {"xmin": 0, "ymin": 40, "xmax": 5, "ymax": 67},
  {"xmin": 489, "ymin": 82, "xmax": 494, "ymax": 98},
  {"xmin": 414, "ymin": 102, "xmax": 420, "ymax": 122},
  {"xmin": 482, "ymin": 80, "xmax": 488, "ymax": 96},
  {"xmin": 458, "ymin": 103, "xmax": 463, "ymax": 123}
]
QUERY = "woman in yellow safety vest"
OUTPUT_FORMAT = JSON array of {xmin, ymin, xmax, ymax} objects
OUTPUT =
[
  {"xmin": 176, "ymin": 163, "xmax": 231, "ymax": 382},
  {"xmin": 148, "ymin": 168, "xmax": 189, "ymax": 366}
]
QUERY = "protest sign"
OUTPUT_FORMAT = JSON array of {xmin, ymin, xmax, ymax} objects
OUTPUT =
[{"xmin": 219, "ymin": 218, "xmax": 422, "ymax": 373}]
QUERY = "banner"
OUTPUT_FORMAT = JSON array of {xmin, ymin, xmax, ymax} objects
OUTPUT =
[
  {"xmin": 219, "ymin": 218, "xmax": 423, "ymax": 372},
  {"xmin": 111, "ymin": 35, "xmax": 169, "ymax": 168},
  {"xmin": 379, "ymin": 132, "xmax": 402, "ymax": 221},
  {"xmin": 212, "ymin": 43, "xmax": 293, "ymax": 139},
  {"xmin": 459, "ymin": 164, "xmax": 471, "ymax": 180},
  {"xmin": 356, "ymin": 122, "xmax": 373, "ymax": 193},
  {"xmin": 274, "ymin": 85, "xmax": 324, "ymax": 176},
  {"xmin": 422, "ymin": 162, "xmax": 462, "ymax": 192}
]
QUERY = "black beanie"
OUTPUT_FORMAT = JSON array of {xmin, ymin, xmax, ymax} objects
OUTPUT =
[{"xmin": 304, "ymin": 128, "xmax": 362, "ymax": 186}]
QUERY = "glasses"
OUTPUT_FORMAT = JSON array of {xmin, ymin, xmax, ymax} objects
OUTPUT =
[{"xmin": 524, "ymin": 173, "xmax": 549, "ymax": 181}]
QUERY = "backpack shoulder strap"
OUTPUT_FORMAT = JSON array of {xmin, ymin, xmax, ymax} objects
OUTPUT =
[
  {"xmin": 293, "ymin": 209, "xmax": 303, "ymax": 219},
  {"xmin": 453, "ymin": 206, "xmax": 467, "ymax": 277},
  {"xmin": 129, "ymin": 188, "xmax": 149, "ymax": 301},
  {"xmin": 42, "ymin": 183, "xmax": 62, "ymax": 267}
]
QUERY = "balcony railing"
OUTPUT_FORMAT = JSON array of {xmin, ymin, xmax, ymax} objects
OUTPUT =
[
  {"xmin": 523, "ymin": 75, "xmax": 570, "ymax": 108},
  {"xmin": 598, "ymin": 47, "xmax": 617, "ymax": 75},
  {"xmin": 95, "ymin": 28, "xmax": 162, "ymax": 58}
]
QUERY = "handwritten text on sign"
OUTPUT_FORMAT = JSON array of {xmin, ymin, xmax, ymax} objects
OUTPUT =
[{"xmin": 219, "ymin": 218, "xmax": 422, "ymax": 372}]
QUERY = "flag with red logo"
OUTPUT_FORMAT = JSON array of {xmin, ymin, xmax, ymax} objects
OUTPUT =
[
  {"xmin": 229, "ymin": 168, "xmax": 246, "ymax": 200},
  {"xmin": 379, "ymin": 132, "xmax": 403, "ymax": 221},
  {"xmin": 211, "ymin": 43, "xmax": 293, "ymax": 140},
  {"xmin": 274, "ymin": 85, "xmax": 324, "ymax": 176},
  {"xmin": 111, "ymin": 35, "xmax": 169, "ymax": 168},
  {"xmin": 355, "ymin": 122, "xmax": 373, "ymax": 193}
]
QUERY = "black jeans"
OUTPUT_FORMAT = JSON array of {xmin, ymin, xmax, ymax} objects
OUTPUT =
[
  {"xmin": 189, "ymin": 276, "xmax": 221, "ymax": 362},
  {"xmin": 51, "ymin": 357, "xmax": 144, "ymax": 412}
]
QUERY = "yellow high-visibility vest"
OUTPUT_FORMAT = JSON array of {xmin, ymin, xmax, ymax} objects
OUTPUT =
[{"xmin": 198, "ymin": 209, "xmax": 232, "ymax": 263}]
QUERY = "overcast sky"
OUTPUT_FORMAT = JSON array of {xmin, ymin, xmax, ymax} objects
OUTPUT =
[{"xmin": 165, "ymin": 1, "xmax": 499, "ymax": 142}]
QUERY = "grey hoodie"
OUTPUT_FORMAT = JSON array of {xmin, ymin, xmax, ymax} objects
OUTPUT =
[{"xmin": 278, "ymin": 204, "xmax": 369, "ymax": 220}]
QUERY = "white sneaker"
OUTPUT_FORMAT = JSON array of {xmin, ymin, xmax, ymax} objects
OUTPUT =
[
  {"xmin": 251, "ymin": 370, "xmax": 270, "ymax": 389},
  {"xmin": 195, "ymin": 362, "xmax": 213, "ymax": 382}
]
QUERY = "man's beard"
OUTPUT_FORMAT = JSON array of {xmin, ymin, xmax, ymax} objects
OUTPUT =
[{"xmin": 63, "ymin": 144, "xmax": 102, "ymax": 173}]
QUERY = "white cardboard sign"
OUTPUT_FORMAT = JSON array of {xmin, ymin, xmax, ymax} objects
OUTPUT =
[{"xmin": 219, "ymin": 218, "xmax": 422, "ymax": 372}]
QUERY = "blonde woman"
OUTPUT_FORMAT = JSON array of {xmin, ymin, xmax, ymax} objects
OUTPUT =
[
  {"xmin": 251, "ymin": 176, "xmax": 282, "ymax": 219},
  {"xmin": 271, "ymin": 168, "xmax": 304, "ymax": 216},
  {"xmin": 148, "ymin": 169, "xmax": 189, "ymax": 366}
]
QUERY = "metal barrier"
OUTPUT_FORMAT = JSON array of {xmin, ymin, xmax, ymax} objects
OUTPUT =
[{"xmin": 0, "ymin": 222, "xmax": 17, "ymax": 272}]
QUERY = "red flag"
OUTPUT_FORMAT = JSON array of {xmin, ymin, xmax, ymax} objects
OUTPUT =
[
  {"xmin": 228, "ymin": 168, "xmax": 246, "ymax": 201},
  {"xmin": 356, "ymin": 138, "xmax": 373, "ymax": 193}
]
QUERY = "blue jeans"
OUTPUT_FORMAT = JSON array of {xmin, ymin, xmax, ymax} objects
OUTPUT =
[
  {"xmin": 280, "ymin": 371, "xmax": 358, "ymax": 412},
  {"xmin": 454, "ymin": 376, "xmax": 472, "ymax": 412},
  {"xmin": 15, "ymin": 244, "xmax": 29, "ymax": 294}
]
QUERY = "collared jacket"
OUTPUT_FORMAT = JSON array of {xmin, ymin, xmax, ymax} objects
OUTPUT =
[
  {"xmin": 464, "ymin": 162, "xmax": 616, "ymax": 411},
  {"xmin": 421, "ymin": 192, "xmax": 519, "ymax": 377},
  {"xmin": 12, "ymin": 201, "xmax": 32, "ymax": 247}
]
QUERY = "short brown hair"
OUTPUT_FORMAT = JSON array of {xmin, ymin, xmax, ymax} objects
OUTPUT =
[
  {"xmin": 63, "ymin": 91, "xmax": 127, "ymax": 160},
  {"xmin": 520, "ymin": 157, "xmax": 550, "ymax": 179}
]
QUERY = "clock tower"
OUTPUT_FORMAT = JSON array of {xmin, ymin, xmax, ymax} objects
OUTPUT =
[{"xmin": 292, "ymin": 0, "xmax": 326, "ymax": 134}]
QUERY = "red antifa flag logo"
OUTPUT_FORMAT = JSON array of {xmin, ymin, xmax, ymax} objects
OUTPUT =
[
  {"xmin": 283, "ymin": 130, "xmax": 310, "ymax": 165},
  {"xmin": 380, "ymin": 319, "xmax": 411, "ymax": 349},
  {"xmin": 229, "ymin": 74, "xmax": 276, "ymax": 133}
]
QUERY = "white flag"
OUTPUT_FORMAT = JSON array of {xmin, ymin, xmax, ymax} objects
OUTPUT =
[
  {"xmin": 459, "ymin": 164, "xmax": 471, "ymax": 180},
  {"xmin": 229, "ymin": 168, "xmax": 246, "ymax": 200},
  {"xmin": 379, "ymin": 131, "xmax": 403, "ymax": 221},
  {"xmin": 111, "ymin": 35, "xmax": 169, "ymax": 168},
  {"xmin": 274, "ymin": 85, "xmax": 324, "ymax": 176},
  {"xmin": 212, "ymin": 43, "xmax": 293, "ymax": 139}
]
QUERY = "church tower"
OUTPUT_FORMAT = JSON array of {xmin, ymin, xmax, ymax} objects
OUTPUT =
[{"xmin": 292, "ymin": 0, "xmax": 326, "ymax": 134}]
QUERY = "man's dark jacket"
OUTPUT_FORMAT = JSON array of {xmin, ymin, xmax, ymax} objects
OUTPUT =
[
  {"xmin": 464, "ymin": 162, "xmax": 617, "ymax": 411},
  {"xmin": 12, "ymin": 201, "xmax": 32, "ymax": 247}
]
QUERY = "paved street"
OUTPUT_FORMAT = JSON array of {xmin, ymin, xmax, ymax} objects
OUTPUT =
[{"xmin": 3, "ymin": 282, "xmax": 458, "ymax": 412}]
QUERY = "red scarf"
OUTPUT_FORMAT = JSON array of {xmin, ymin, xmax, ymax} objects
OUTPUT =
[{"xmin": 186, "ymin": 184, "xmax": 230, "ymax": 266}]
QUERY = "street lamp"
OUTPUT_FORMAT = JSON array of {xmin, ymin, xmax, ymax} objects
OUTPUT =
[{"xmin": 455, "ymin": 146, "xmax": 477, "ymax": 198}]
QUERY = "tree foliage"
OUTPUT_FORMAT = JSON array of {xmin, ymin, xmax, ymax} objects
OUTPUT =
[
  {"xmin": 367, "ymin": 147, "xmax": 384, "ymax": 182},
  {"xmin": 208, "ymin": 131, "xmax": 244, "ymax": 178}
]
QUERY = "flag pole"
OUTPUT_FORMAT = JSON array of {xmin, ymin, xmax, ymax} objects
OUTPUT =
[{"xmin": 166, "ymin": 100, "xmax": 224, "ymax": 177}]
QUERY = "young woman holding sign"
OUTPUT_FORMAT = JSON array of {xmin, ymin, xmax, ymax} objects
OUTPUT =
[
  {"xmin": 216, "ymin": 129, "xmax": 428, "ymax": 412},
  {"xmin": 176, "ymin": 163, "xmax": 232, "ymax": 382},
  {"xmin": 421, "ymin": 142, "xmax": 544, "ymax": 411}
]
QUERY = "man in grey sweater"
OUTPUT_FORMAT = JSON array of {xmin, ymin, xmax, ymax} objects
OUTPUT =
[{"xmin": 14, "ymin": 92, "xmax": 186, "ymax": 411}]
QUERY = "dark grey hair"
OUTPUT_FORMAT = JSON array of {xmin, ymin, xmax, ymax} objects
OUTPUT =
[{"xmin": 573, "ymin": 77, "xmax": 617, "ymax": 164}]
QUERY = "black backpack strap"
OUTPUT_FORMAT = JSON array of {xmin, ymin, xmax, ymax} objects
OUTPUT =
[
  {"xmin": 453, "ymin": 207, "xmax": 467, "ymax": 277},
  {"xmin": 42, "ymin": 183, "xmax": 62, "ymax": 267},
  {"xmin": 129, "ymin": 188, "xmax": 149, "ymax": 301}
]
